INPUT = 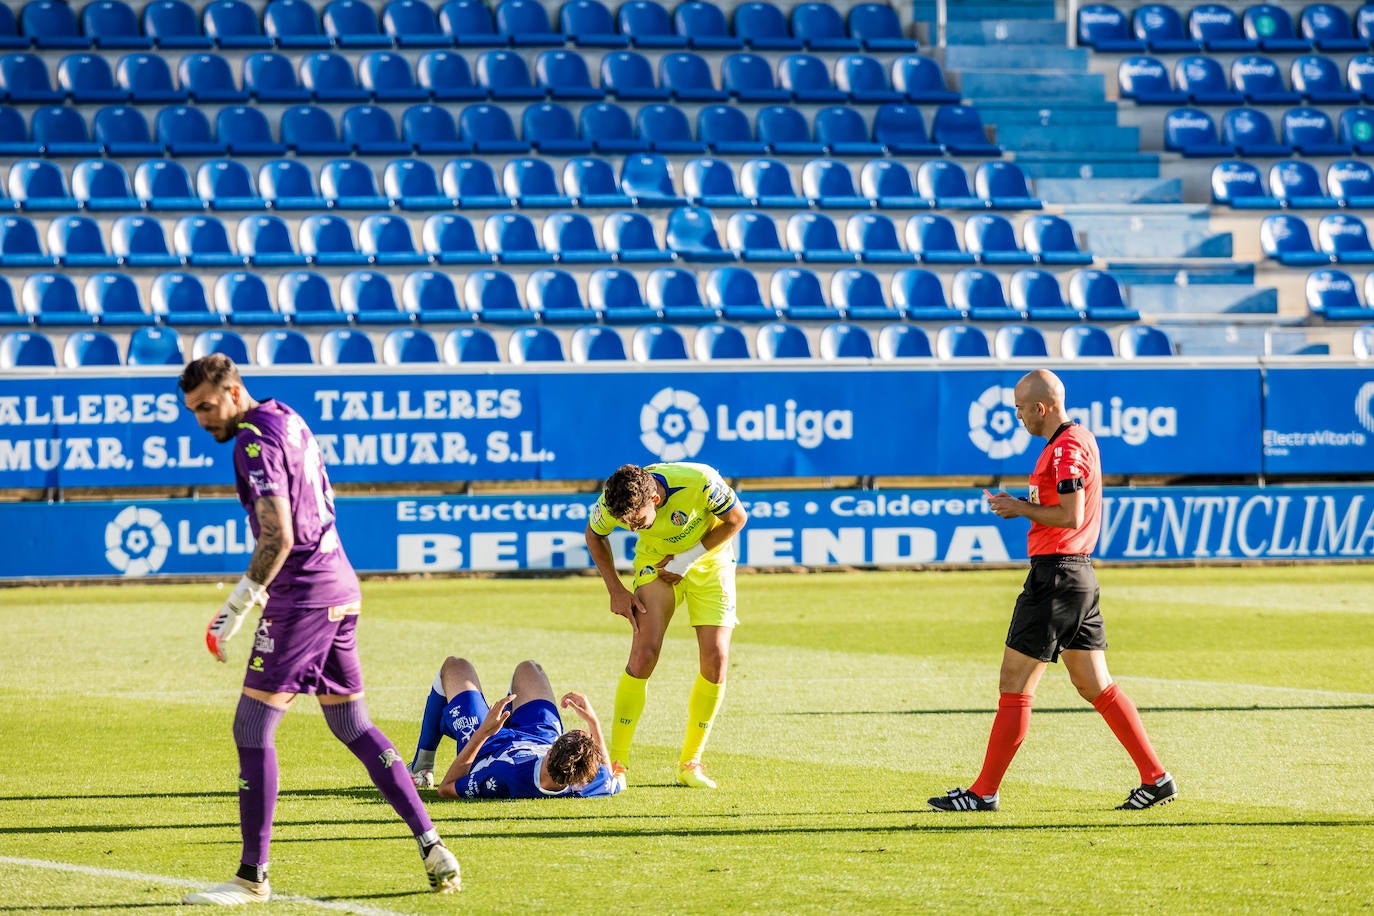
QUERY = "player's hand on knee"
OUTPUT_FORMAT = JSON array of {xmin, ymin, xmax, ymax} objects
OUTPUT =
[{"xmin": 205, "ymin": 576, "xmax": 268, "ymax": 662}]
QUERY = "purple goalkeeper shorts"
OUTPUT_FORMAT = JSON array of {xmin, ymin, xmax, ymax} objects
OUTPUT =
[{"xmin": 241, "ymin": 601, "xmax": 364, "ymax": 696}]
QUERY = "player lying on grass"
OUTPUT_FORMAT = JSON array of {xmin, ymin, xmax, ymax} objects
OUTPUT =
[{"xmin": 409, "ymin": 657, "xmax": 622, "ymax": 799}]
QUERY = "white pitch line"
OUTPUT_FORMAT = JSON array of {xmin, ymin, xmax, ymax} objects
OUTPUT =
[{"xmin": 0, "ymin": 857, "xmax": 419, "ymax": 916}]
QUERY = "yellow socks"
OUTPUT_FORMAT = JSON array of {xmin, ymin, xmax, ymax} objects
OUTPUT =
[
  {"xmin": 609, "ymin": 670, "xmax": 648, "ymax": 766},
  {"xmin": 680, "ymin": 674, "xmax": 726, "ymax": 765}
]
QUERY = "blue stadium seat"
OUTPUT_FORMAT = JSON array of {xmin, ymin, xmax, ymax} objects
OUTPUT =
[
  {"xmin": 1291, "ymin": 54, "xmax": 1358, "ymax": 104},
  {"xmin": 1339, "ymin": 107, "xmax": 1374, "ymax": 155},
  {"xmin": 58, "ymin": 53, "xmax": 126, "ymax": 102},
  {"xmin": 526, "ymin": 267, "xmax": 592, "ymax": 322},
  {"xmin": 1069, "ymin": 269, "xmax": 1140, "ymax": 321},
  {"xmin": 1318, "ymin": 213, "xmax": 1374, "ymax": 263},
  {"xmin": 683, "ymin": 157, "xmax": 747, "ymax": 208},
  {"xmin": 666, "ymin": 205, "xmax": 730, "ymax": 261},
  {"xmin": 1078, "ymin": 3, "xmax": 1146, "ymax": 52},
  {"xmin": 734, "ymin": 1, "xmax": 801, "ymax": 50},
  {"xmin": 300, "ymin": 213, "xmax": 367, "ymax": 266},
  {"xmin": 675, "ymin": 0, "xmax": 741, "ymax": 50},
  {"xmin": 341, "ymin": 269, "xmax": 409, "ymax": 323},
  {"xmin": 772, "ymin": 266, "xmax": 840, "ymax": 320},
  {"xmin": 383, "ymin": 158, "xmax": 449, "ymax": 210},
  {"xmin": 877, "ymin": 323, "xmax": 932, "ymax": 359},
  {"xmin": 118, "ymin": 53, "xmax": 185, "ymax": 103},
  {"xmin": 0, "ymin": 7, "xmax": 21, "ymax": 50},
  {"xmin": 1282, "ymin": 106, "xmax": 1351, "ymax": 155},
  {"xmin": 589, "ymin": 266, "xmax": 659, "ymax": 323},
  {"xmin": 1221, "ymin": 107, "xmax": 1292, "ymax": 158},
  {"xmin": 257, "ymin": 328, "xmax": 313, "ymax": 365},
  {"xmin": 439, "ymin": 0, "xmax": 503, "ymax": 46},
  {"xmin": 535, "ymin": 49, "xmax": 604, "ymax": 100},
  {"xmin": 383, "ymin": 327, "xmax": 441, "ymax": 364},
  {"xmin": 836, "ymin": 53, "xmax": 902, "ymax": 104},
  {"xmin": 402, "ymin": 104, "xmax": 471, "ymax": 154},
  {"xmin": 579, "ymin": 101, "xmax": 646, "ymax": 153},
  {"xmin": 1118, "ymin": 55, "xmax": 1186, "ymax": 104},
  {"xmin": 496, "ymin": 0, "xmax": 563, "ymax": 45},
  {"xmin": 1243, "ymin": 4, "xmax": 1310, "ymax": 52},
  {"xmin": 873, "ymin": 103, "xmax": 941, "ymax": 155},
  {"xmin": 1211, "ymin": 160, "xmax": 1276, "ymax": 208},
  {"xmin": 618, "ymin": 0, "xmax": 686, "ymax": 49},
  {"xmin": 1164, "ymin": 107, "xmax": 1232, "ymax": 156},
  {"xmin": 1261, "ymin": 213, "xmax": 1328, "ymax": 265},
  {"xmin": 846, "ymin": 213, "xmax": 914, "ymax": 264},
  {"xmin": 298, "ymin": 52, "xmax": 367, "ymax": 101},
  {"xmin": 1308, "ymin": 268, "xmax": 1374, "ymax": 319},
  {"xmin": 965, "ymin": 214, "xmax": 1033, "ymax": 265},
  {"xmin": 1358, "ymin": 4, "xmax": 1374, "ymax": 45},
  {"xmin": 0, "ymin": 215, "xmax": 52, "ymax": 267},
  {"xmin": 1023, "ymin": 214, "xmax": 1093, "ymax": 265},
  {"xmin": 620, "ymin": 153, "xmax": 685, "ymax": 205},
  {"xmin": 931, "ymin": 104, "xmax": 1000, "ymax": 156},
  {"xmin": 1175, "ymin": 55, "xmax": 1242, "ymax": 105},
  {"xmin": 1327, "ymin": 159, "xmax": 1374, "ymax": 207},
  {"xmin": 649, "ymin": 267, "xmax": 717, "ymax": 321},
  {"xmin": 460, "ymin": 103, "xmax": 529, "ymax": 153},
  {"xmin": 485, "ymin": 212, "xmax": 550, "ymax": 264},
  {"xmin": 214, "ymin": 271, "xmax": 282, "ymax": 324},
  {"xmin": 543, "ymin": 211, "xmax": 607, "ymax": 264},
  {"xmin": 993, "ymin": 324, "xmax": 1049, "ymax": 359},
  {"xmin": 127, "ymin": 327, "xmax": 185, "ymax": 365},
  {"xmin": 342, "ymin": 105, "xmax": 410, "ymax": 155},
  {"xmin": 111, "ymin": 214, "xmax": 178, "ymax": 267},
  {"xmin": 259, "ymin": 159, "xmax": 323, "ymax": 210},
  {"xmin": 1270, "ymin": 159, "xmax": 1337, "ymax": 208},
  {"xmin": 560, "ymin": 0, "xmax": 626, "ymax": 48},
  {"xmin": 1061, "ymin": 324, "xmax": 1116, "ymax": 358},
  {"xmin": 174, "ymin": 214, "xmax": 241, "ymax": 267},
  {"xmin": 156, "ymin": 106, "xmax": 225, "ymax": 156},
  {"xmin": 952, "ymin": 267, "xmax": 1023, "ymax": 320},
  {"xmin": 1300, "ymin": 3, "xmax": 1364, "ymax": 51},
  {"xmin": 694, "ymin": 322, "xmax": 750, "ymax": 359},
  {"xmin": 661, "ymin": 51, "xmax": 727, "ymax": 101},
  {"xmin": 93, "ymin": 105, "xmax": 161, "ymax": 156},
  {"xmin": 523, "ymin": 102, "xmax": 592, "ymax": 155},
  {"xmin": 263, "ymin": 0, "xmax": 330, "ymax": 49},
  {"xmin": 818, "ymin": 322, "xmax": 873, "ymax": 359},
  {"xmin": 739, "ymin": 158, "xmax": 805, "ymax": 209},
  {"xmin": 1009, "ymin": 268, "xmax": 1081, "ymax": 321},
  {"xmin": 564, "ymin": 156, "xmax": 632, "ymax": 208},
  {"xmin": 815, "ymin": 105, "xmax": 883, "ymax": 155},
  {"xmin": 203, "ymin": 0, "xmax": 271, "ymax": 49},
  {"xmin": 359, "ymin": 51, "xmax": 428, "ymax": 101},
  {"xmin": 602, "ymin": 210, "xmax": 669, "ymax": 262},
  {"xmin": 721, "ymin": 52, "xmax": 789, "ymax": 102},
  {"xmin": 465, "ymin": 268, "xmax": 533, "ymax": 322},
  {"xmin": 935, "ymin": 324, "xmax": 990, "ymax": 359},
  {"xmin": 83, "ymin": 272, "xmax": 152, "ymax": 324},
  {"xmin": 281, "ymin": 104, "xmax": 349, "ymax": 155},
  {"xmin": 802, "ymin": 159, "xmax": 867, "ymax": 208},
  {"xmin": 891, "ymin": 267, "xmax": 961, "ymax": 320},
  {"xmin": 217, "ymin": 105, "xmax": 285, "ymax": 155},
  {"xmin": 50, "ymin": 215, "xmax": 116, "ymax": 267},
  {"xmin": 243, "ymin": 51, "xmax": 307, "ymax": 102},
  {"xmin": 601, "ymin": 49, "xmax": 667, "ymax": 100},
  {"xmin": 194, "ymin": 329, "xmax": 250, "ymax": 363},
  {"xmin": 1119, "ymin": 324, "xmax": 1174, "ymax": 357},
  {"xmin": 1189, "ymin": 3, "xmax": 1256, "ymax": 51},
  {"xmin": 757, "ymin": 105, "xmax": 823, "ymax": 156},
  {"xmin": 1133, "ymin": 3, "xmax": 1201, "ymax": 52},
  {"xmin": 888, "ymin": 55, "xmax": 957, "ymax": 105},
  {"xmin": 858, "ymin": 160, "xmax": 925, "ymax": 209},
  {"xmin": 32, "ymin": 106, "xmax": 101, "ymax": 157},
  {"xmin": 725, "ymin": 210, "xmax": 790, "ymax": 262},
  {"xmin": 829, "ymin": 267, "xmax": 897, "ymax": 321},
  {"xmin": 443, "ymin": 326, "xmax": 501, "ymax": 363},
  {"xmin": 144, "ymin": 0, "xmax": 212, "ymax": 49},
  {"xmin": 631, "ymin": 324, "xmax": 689, "ymax": 360},
  {"xmin": 9, "ymin": 159, "xmax": 77, "ymax": 210},
  {"xmin": 476, "ymin": 49, "xmax": 542, "ymax": 100},
  {"xmin": 779, "ymin": 52, "xmax": 846, "ymax": 103},
  {"xmin": 381, "ymin": 0, "xmax": 448, "ymax": 47},
  {"xmin": 756, "ymin": 321, "xmax": 812, "ymax": 359},
  {"xmin": 360, "ymin": 213, "xmax": 427, "ymax": 266},
  {"xmin": 1231, "ymin": 54, "xmax": 1301, "ymax": 105},
  {"xmin": 0, "ymin": 105, "xmax": 37, "ymax": 156},
  {"xmin": 0, "ymin": 278, "xmax": 26, "ymax": 327},
  {"xmin": 509, "ymin": 326, "xmax": 565, "ymax": 363},
  {"xmin": 322, "ymin": 0, "xmax": 390, "ymax": 48},
  {"xmin": 1351, "ymin": 56, "xmax": 1374, "ymax": 103},
  {"xmin": 916, "ymin": 160, "xmax": 981, "ymax": 210},
  {"xmin": 238, "ymin": 214, "xmax": 304, "ymax": 267},
  {"xmin": 706, "ymin": 265, "xmax": 775, "ymax": 321},
  {"xmin": 22, "ymin": 1, "xmax": 86, "ymax": 50},
  {"xmin": 402, "ymin": 269, "xmax": 470, "ymax": 323},
  {"xmin": 791, "ymin": 2, "xmax": 860, "ymax": 51},
  {"xmin": 422, "ymin": 213, "xmax": 492, "ymax": 264},
  {"xmin": 975, "ymin": 162, "xmax": 1041, "ymax": 210},
  {"xmin": 152, "ymin": 271, "xmax": 220, "ymax": 325},
  {"xmin": 570, "ymin": 325, "xmax": 627, "ymax": 362},
  {"xmin": 414, "ymin": 50, "xmax": 482, "ymax": 101},
  {"xmin": 320, "ymin": 327, "xmax": 377, "ymax": 365},
  {"xmin": 443, "ymin": 158, "xmax": 511, "ymax": 208},
  {"xmin": 0, "ymin": 53, "xmax": 64, "ymax": 103},
  {"xmin": 906, "ymin": 213, "xmax": 974, "ymax": 265},
  {"xmin": 1354, "ymin": 323, "xmax": 1374, "ymax": 357},
  {"xmin": 636, "ymin": 103, "xmax": 705, "ymax": 153},
  {"xmin": 848, "ymin": 3, "xmax": 917, "ymax": 52},
  {"xmin": 23, "ymin": 272, "xmax": 94, "ymax": 326},
  {"xmin": 277, "ymin": 270, "xmax": 341, "ymax": 324}
]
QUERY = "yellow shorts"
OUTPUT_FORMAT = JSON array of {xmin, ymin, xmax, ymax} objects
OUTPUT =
[{"xmin": 631, "ymin": 548, "xmax": 738, "ymax": 629}]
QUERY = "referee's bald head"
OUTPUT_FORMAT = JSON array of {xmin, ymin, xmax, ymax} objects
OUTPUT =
[{"xmin": 1016, "ymin": 369, "xmax": 1065, "ymax": 409}]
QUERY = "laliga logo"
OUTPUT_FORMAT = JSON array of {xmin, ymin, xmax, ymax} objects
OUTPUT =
[
  {"xmin": 640, "ymin": 387, "xmax": 709, "ymax": 461},
  {"xmin": 1356, "ymin": 382, "xmax": 1374, "ymax": 434},
  {"xmin": 105, "ymin": 506, "xmax": 172, "ymax": 577},
  {"xmin": 968, "ymin": 386, "xmax": 1031, "ymax": 459}
]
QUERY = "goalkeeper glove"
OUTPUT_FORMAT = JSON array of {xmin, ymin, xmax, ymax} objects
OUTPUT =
[{"xmin": 205, "ymin": 576, "xmax": 268, "ymax": 663}]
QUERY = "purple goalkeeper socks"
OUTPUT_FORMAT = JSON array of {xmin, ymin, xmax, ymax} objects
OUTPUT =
[
  {"xmin": 232, "ymin": 695, "xmax": 286, "ymax": 868},
  {"xmin": 322, "ymin": 698, "xmax": 435, "ymax": 837}
]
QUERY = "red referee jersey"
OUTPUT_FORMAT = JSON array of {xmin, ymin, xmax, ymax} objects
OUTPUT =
[{"xmin": 1026, "ymin": 422, "xmax": 1101, "ymax": 557}]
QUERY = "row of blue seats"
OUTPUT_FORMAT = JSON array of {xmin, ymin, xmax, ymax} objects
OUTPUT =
[
  {"xmin": 0, "ymin": 156, "xmax": 1039, "ymax": 214},
  {"xmin": 1306, "ymin": 267, "xmax": 1374, "ymax": 319},
  {"xmin": 0, "ymin": 49, "xmax": 956, "ymax": 107},
  {"xmin": 1079, "ymin": 2, "xmax": 1374, "ymax": 54},
  {"xmin": 1163, "ymin": 104, "xmax": 1374, "ymax": 155},
  {"xmin": 0, "ymin": 266, "xmax": 1139, "ymax": 328},
  {"xmin": 0, "ymin": 208, "xmax": 1089, "ymax": 269},
  {"xmin": 0, "ymin": 99, "xmax": 996, "ymax": 160},
  {"xmin": 1120, "ymin": 53, "xmax": 1374, "ymax": 105},
  {"xmin": 0, "ymin": 321, "xmax": 1174, "ymax": 371},
  {"xmin": 1261, "ymin": 212, "xmax": 1374, "ymax": 266},
  {"xmin": 0, "ymin": 0, "xmax": 915, "ymax": 54},
  {"xmin": 1212, "ymin": 159, "xmax": 1374, "ymax": 207}
]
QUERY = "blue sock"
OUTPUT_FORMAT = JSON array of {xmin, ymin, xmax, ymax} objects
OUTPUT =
[{"xmin": 411, "ymin": 673, "xmax": 447, "ymax": 770}]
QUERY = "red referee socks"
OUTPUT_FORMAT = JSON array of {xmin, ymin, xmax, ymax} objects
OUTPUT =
[
  {"xmin": 969, "ymin": 693, "xmax": 1034, "ymax": 799},
  {"xmin": 1092, "ymin": 683, "xmax": 1167, "ymax": 784}
]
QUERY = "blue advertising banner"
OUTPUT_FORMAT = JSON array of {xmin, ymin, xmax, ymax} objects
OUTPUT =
[
  {"xmin": 1264, "ymin": 367, "xmax": 1374, "ymax": 474},
  {"xmin": 0, "ymin": 365, "xmax": 1262, "ymax": 490},
  {"xmin": 3, "ymin": 485, "xmax": 1370, "ymax": 581}
]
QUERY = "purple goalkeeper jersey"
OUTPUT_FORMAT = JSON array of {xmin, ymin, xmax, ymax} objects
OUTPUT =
[{"xmin": 232, "ymin": 398, "xmax": 360, "ymax": 609}]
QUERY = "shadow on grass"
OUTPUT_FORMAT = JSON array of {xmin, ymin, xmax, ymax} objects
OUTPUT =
[{"xmin": 787, "ymin": 704, "xmax": 1374, "ymax": 716}]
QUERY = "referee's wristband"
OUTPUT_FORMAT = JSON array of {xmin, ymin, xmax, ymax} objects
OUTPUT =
[{"xmin": 663, "ymin": 542, "xmax": 708, "ymax": 576}]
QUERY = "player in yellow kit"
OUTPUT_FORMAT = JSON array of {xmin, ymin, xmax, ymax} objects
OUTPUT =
[{"xmin": 585, "ymin": 463, "xmax": 748, "ymax": 790}]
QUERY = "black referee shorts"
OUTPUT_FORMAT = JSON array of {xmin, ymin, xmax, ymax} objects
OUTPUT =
[{"xmin": 1005, "ymin": 554, "xmax": 1108, "ymax": 663}]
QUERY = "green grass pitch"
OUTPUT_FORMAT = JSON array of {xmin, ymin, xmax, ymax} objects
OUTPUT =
[{"xmin": 2, "ymin": 566, "xmax": 1372, "ymax": 914}]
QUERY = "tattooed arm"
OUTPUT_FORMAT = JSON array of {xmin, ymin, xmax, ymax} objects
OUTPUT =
[{"xmin": 247, "ymin": 495, "xmax": 295, "ymax": 586}]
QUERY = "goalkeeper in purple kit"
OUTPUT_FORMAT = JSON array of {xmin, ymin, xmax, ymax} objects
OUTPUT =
[{"xmin": 177, "ymin": 354, "xmax": 460, "ymax": 905}]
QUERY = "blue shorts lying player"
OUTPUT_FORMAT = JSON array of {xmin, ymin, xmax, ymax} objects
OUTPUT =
[{"xmin": 409, "ymin": 657, "xmax": 622, "ymax": 800}]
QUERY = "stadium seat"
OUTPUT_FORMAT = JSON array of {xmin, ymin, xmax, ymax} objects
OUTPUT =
[
  {"xmin": 589, "ymin": 266, "xmax": 659, "ymax": 323},
  {"xmin": 476, "ymin": 49, "xmax": 542, "ymax": 101},
  {"xmin": 257, "ymin": 328, "xmax": 313, "ymax": 365},
  {"xmin": 300, "ymin": 213, "xmax": 366, "ymax": 266},
  {"xmin": 243, "ymin": 52, "xmax": 307, "ymax": 102},
  {"xmin": 381, "ymin": 0, "xmax": 448, "ymax": 47},
  {"xmin": 484, "ymin": 212, "xmax": 550, "ymax": 264},
  {"xmin": 1189, "ymin": 3, "xmax": 1255, "ymax": 51},
  {"xmin": 341, "ymin": 105, "xmax": 410, "ymax": 155},
  {"xmin": 848, "ymin": 3, "xmax": 916, "ymax": 51},
  {"xmin": 817, "ymin": 322, "xmax": 873, "ymax": 359},
  {"xmin": 579, "ymin": 101, "xmax": 646, "ymax": 154},
  {"xmin": 414, "ymin": 51, "xmax": 482, "ymax": 102},
  {"xmin": 560, "ymin": 0, "xmax": 625, "ymax": 47},
  {"xmin": 422, "ymin": 212, "xmax": 492, "ymax": 264},
  {"xmin": 1221, "ymin": 107, "xmax": 1292, "ymax": 156},
  {"xmin": 217, "ymin": 105, "xmax": 285, "ymax": 155},
  {"xmin": 402, "ymin": 269, "xmax": 470, "ymax": 323},
  {"xmin": 706, "ymin": 265, "xmax": 775, "ymax": 321},
  {"xmin": 1061, "ymin": 324, "xmax": 1115, "ymax": 358},
  {"xmin": 263, "ymin": 0, "xmax": 330, "ymax": 49},
  {"xmin": 360, "ymin": 213, "xmax": 427, "ymax": 266},
  {"xmin": 993, "ymin": 324, "xmax": 1049, "ymax": 359},
  {"xmin": 1270, "ymin": 160, "xmax": 1337, "ymax": 208},
  {"xmin": 564, "ymin": 157, "xmax": 632, "ymax": 208},
  {"xmin": 779, "ymin": 52, "xmax": 846, "ymax": 103},
  {"xmin": 649, "ymin": 267, "xmax": 717, "ymax": 321},
  {"xmin": 916, "ymin": 160, "xmax": 982, "ymax": 209},
  {"xmin": 772, "ymin": 267, "xmax": 839, "ymax": 321},
  {"xmin": 756, "ymin": 321, "xmax": 812, "ymax": 359},
  {"xmin": 203, "ymin": 0, "xmax": 272, "ymax": 49},
  {"xmin": 965, "ymin": 214, "xmax": 1033, "ymax": 265},
  {"xmin": 111, "ymin": 214, "xmax": 178, "ymax": 267},
  {"xmin": 784, "ymin": 211, "xmax": 853, "ymax": 263},
  {"xmin": 636, "ymin": 103, "xmax": 705, "ymax": 154},
  {"xmin": 443, "ymin": 326, "xmax": 501, "ymax": 363},
  {"xmin": 508, "ymin": 326, "xmax": 565, "ymax": 363},
  {"xmin": 570, "ymin": 325, "xmax": 627, "ymax": 362},
  {"xmin": 95, "ymin": 106, "xmax": 163, "ymax": 157},
  {"xmin": 931, "ymin": 105, "xmax": 1000, "ymax": 156},
  {"xmin": 1339, "ymin": 107, "xmax": 1374, "ymax": 155},
  {"xmin": 23, "ymin": 2, "xmax": 87, "ymax": 50},
  {"xmin": 501, "ymin": 156, "xmax": 570, "ymax": 208},
  {"xmin": 144, "ymin": 0, "xmax": 213, "ymax": 50},
  {"xmin": 791, "ymin": 2, "xmax": 858, "ymax": 51},
  {"xmin": 1243, "ymin": 4, "xmax": 1310, "ymax": 52},
  {"xmin": 1176, "ymin": 55, "xmax": 1242, "ymax": 105},
  {"xmin": 815, "ymin": 105, "xmax": 883, "ymax": 155},
  {"xmin": 523, "ymin": 103, "xmax": 592, "ymax": 155},
  {"xmin": 1318, "ymin": 213, "xmax": 1374, "ymax": 263},
  {"xmin": 496, "ymin": 0, "xmax": 563, "ymax": 45},
  {"xmin": 906, "ymin": 214, "xmax": 974, "ymax": 265},
  {"xmin": 192, "ymin": 328, "xmax": 250, "ymax": 362},
  {"xmin": 801, "ymin": 159, "xmax": 867, "ymax": 209},
  {"xmin": 976, "ymin": 162, "xmax": 1042, "ymax": 210},
  {"xmin": 846, "ymin": 213, "xmax": 914, "ymax": 264},
  {"xmin": 383, "ymin": 327, "xmax": 441, "ymax": 364},
  {"xmin": 1291, "ymin": 54, "xmax": 1359, "ymax": 104},
  {"xmin": 1306, "ymin": 267, "xmax": 1374, "ymax": 320},
  {"xmin": 277, "ymin": 270, "xmax": 342, "ymax": 324},
  {"xmin": 401, "ymin": 104, "xmax": 470, "ymax": 155},
  {"xmin": 544, "ymin": 211, "xmax": 608, "ymax": 264},
  {"xmin": 1119, "ymin": 324, "xmax": 1174, "ymax": 357},
  {"xmin": 953, "ymin": 267, "xmax": 1023, "ymax": 320},
  {"xmin": 341, "ymin": 269, "xmax": 409, "ymax": 323},
  {"xmin": 281, "ymin": 104, "xmax": 350, "ymax": 155},
  {"xmin": 1212, "ymin": 160, "xmax": 1276, "ymax": 208},
  {"xmin": 601, "ymin": 50, "xmax": 667, "ymax": 100},
  {"xmin": 535, "ymin": 49, "xmax": 604, "ymax": 100},
  {"xmin": 50, "ymin": 215, "xmax": 116, "ymax": 267},
  {"xmin": 667, "ymin": 206, "xmax": 730, "ymax": 262},
  {"xmin": 0, "ymin": 216, "xmax": 52, "ymax": 267},
  {"xmin": 1260, "ymin": 213, "xmax": 1330, "ymax": 265},
  {"xmin": 1354, "ymin": 324, "xmax": 1374, "ymax": 357},
  {"xmin": 438, "ymin": 0, "xmax": 503, "ymax": 45},
  {"xmin": 526, "ymin": 267, "xmax": 592, "ymax": 322},
  {"xmin": 1349, "ymin": 57, "xmax": 1374, "ymax": 103},
  {"xmin": 238, "ymin": 214, "xmax": 305, "ymax": 266},
  {"xmin": 829, "ymin": 267, "xmax": 897, "ymax": 321},
  {"xmin": 174, "ymin": 214, "xmax": 242, "ymax": 267},
  {"xmin": 322, "ymin": 0, "xmax": 390, "ymax": 48},
  {"xmin": 1328, "ymin": 159, "xmax": 1374, "ymax": 207},
  {"xmin": 1164, "ymin": 107, "xmax": 1233, "ymax": 156},
  {"xmin": 213, "ymin": 271, "xmax": 282, "ymax": 324},
  {"xmin": 258, "ymin": 159, "xmax": 323, "ymax": 210},
  {"xmin": 383, "ymin": 158, "xmax": 450, "ymax": 210},
  {"xmin": 835, "ymin": 53, "xmax": 902, "ymax": 104},
  {"xmin": 725, "ymin": 211, "xmax": 790, "ymax": 262},
  {"xmin": 739, "ymin": 158, "xmax": 806, "ymax": 209},
  {"xmin": 9, "ymin": 159, "xmax": 78, "ymax": 210},
  {"xmin": 935, "ymin": 324, "xmax": 990, "ymax": 359},
  {"xmin": 1069, "ymin": 269, "xmax": 1141, "ymax": 321},
  {"xmin": 733, "ymin": 1, "xmax": 800, "ymax": 50},
  {"xmin": 0, "ymin": 53, "xmax": 64, "ymax": 103},
  {"xmin": 661, "ymin": 51, "xmax": 727, "ymax": 101},
  {"xmin": 620, "ymin": 154, "xmax": 685, "ymax": 206},
  {"xmin": 720, "ymin": 52, "xmax": 788, "ymax": 102},
  {"xmin": 0, "ymin": 105, "xmax": 36, "ymax": 156},
  {"xmin": 0, "ymin": 279, "xmax": 27, "ymax": 328},
  {"xmin": 83, "ymin": 272, "xmax": 153, "ymax": 324},
  {"xmin": 891, "ymin": 267, "xmax": 961, "ymax": 320},
  {"xmin": 1282, "ymin": 106, "xmax": 1351, "ymax": 155},
  {"xmin": 465, "ymin": 268, "xmax": 533, "ymax": 323},
  {"xmin": 631, "ymin": 324, "xmax": 689, "ymax": 360},
  {"xmin": 1236, "ymin": 54, "xmax": 1310, "ymax": 106},
  {"xmin": 31, "ymin": 106, "xmax": 101, "ymax": 157},
  {"xmin": 1010, "ymin": 268, "xmax": 1082, "ymax": 321},
  {"xmin": 1301, "ymin": 3, "xmax": 1364, "ymax": 51},
  {"xmin": 0, "ymin": 329, "xmax": 57, "ymax": 366},
  {"xmin": 756, "ymin": 105, "xmax": 824, "ymax": 156},
  {"xmin": 58, "ymin": 53, "xmax": 127, "ymax": 103},
  {"xmin": 682, "ymin": 157, "xmax": 746, "ymax": 209},
  {"xmin": 873, "ymin": 103, "xmax": 937, "ymax": 154},
  {"xmin": 319, "ymin": 158, "xmax": 387, "ymax": 209},
  {"xmin": 126, "ymin": 326, "xmax": 184, "ymax": 365},
  {"xmin": 675, "ymin": 0, "xmax": 740, "ymax": 50},
  {"xmin": 461, "ymin": 103, "xmax": 529, "ymax": 153},
  {"xmin": 1023, "ymin": 214, "xmax": 1093, "ymax": 265},
  {"xmin": 117, "ymin": 53, "xmax": 185, "ymax": 103},
  {"xmin": 618, "ymin": 0, "xmax": 686, "ymax": 49},
  {"xmin": 1078, "ymin": 3, "xmax": 1145, "ymax": 51},
  {"xmin": 877, "ymin": 323, "xmax": 932, "ymax": 359},
  {"xmin": 858, "ymin": 160, "xmax": 925, "ymax": 210},
  {"xmin": 1118, "ymin": 55, "xmax": 1186, "ymax": 104},
  {"xmin": 156, "ymin": 106, "xmax": 225, "ymax": 157},
  {"xmin": 151, "ymin": 271, "xmax": 219, "ymax": 324},
  {"xmin": 694, "ymin": 322, "xmax": 750, "ymax": 359},
  {"xmin": 1133, "ymin": 3, "xmax": 1200, "ymax": 52},
  {"xmin": 319, "ymin": 327, "xmax": 377, "ymax": 365}
]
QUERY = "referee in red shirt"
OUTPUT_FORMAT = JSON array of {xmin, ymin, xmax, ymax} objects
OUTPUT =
[{"xmin": 929, "ymin": 369, "xmax": 1177, "ymax": 812}]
